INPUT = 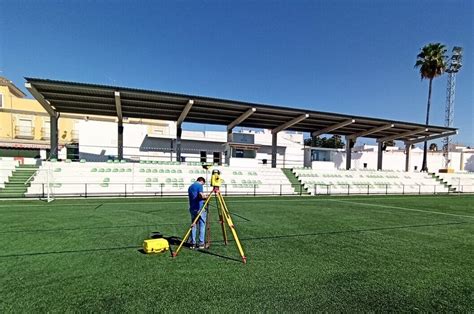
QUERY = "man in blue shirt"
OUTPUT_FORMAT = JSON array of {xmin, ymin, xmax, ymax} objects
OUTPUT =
[{"xmin": 188, "ymin": 177, "xmax": 207, "ymax": 249}]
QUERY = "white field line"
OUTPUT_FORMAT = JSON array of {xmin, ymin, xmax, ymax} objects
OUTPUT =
[
  {"xmin": 327, "ymin": 199, "xmax": 474, "ymax": 219},
  {"xmin": 0, "ymin": 195, "xmax": 472, "ymax": 209}
]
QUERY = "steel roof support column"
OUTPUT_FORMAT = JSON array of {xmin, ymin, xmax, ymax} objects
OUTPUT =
[
  {"xmin": 404, "ymin": 143, "xmax": 411, "ymax": 172},
  {"xmin": 115, "ymin": 92, "xmax": 124, "ymax": 161},
  {"xmin": 118, "ymin": 120, "xmax": 124, "ymax": 160},
  {"xmin": 50, "ymin": 113, "xmax": 59, "ymax": 160},
  {"xmin": 176, "ymin": 100, "xmax": 194, "ymax": 162},
  {"xmin": 176, "ymin": 126, "xmax": 183, "ymax": 162},
  {"xmin": 271, "ymin": 133, "xmax": 277, "ymax": 168},
  {"xmin": 271, "ymin": 114, "xmax": 309, "ymax": 168},
  {"xmin": 345, "ymin": 136, "xmax": 353, "ymax": 170},
  {"xmin": 377, "ymin": 142, "xmax": 383, "ymax": 171}
]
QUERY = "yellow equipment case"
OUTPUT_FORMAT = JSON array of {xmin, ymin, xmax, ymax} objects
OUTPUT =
[{"xmin": 143, "ymin": 238, "xmax": 170, "ymax": 254}]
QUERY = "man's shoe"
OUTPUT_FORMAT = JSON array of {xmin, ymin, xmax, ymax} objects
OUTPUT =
[
  {"xmin": 189, "ymin": 243, "xmax": 196, "ymax": 250},
  {"xmin": 198, "ymin": 243, "xmax": 205, "ymax": 250}
]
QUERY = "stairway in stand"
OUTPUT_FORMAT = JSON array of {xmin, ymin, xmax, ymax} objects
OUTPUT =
[
  {"xmin": 0, "ymin": 165, "xmax": 38, "ymax": 198},
  {"xmin": 282, "ymin": 168, "xmax": 309, "ymax": 195}
]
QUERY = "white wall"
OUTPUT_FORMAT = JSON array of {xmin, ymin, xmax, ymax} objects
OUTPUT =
[{"xmin": 79, "ymin": 121, "xmax": 148, "ymax": 160}]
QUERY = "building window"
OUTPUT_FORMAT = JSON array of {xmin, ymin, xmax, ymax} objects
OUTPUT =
[
  {"xmin": 15, "ymin": 118, "xmax": 34, "ymax": 139},
  {"xmin": 0, "ymin": 93, "xmax": 3, "ymax": 108},
  {"xmin": 213, "ymin": 152, "xmax": 221, "ymax": 165},
  {"xmin": 42, "ymin": 117, "xmax": 50, "ymax": 140},
  {"xmin": 231, "ymin": 148, "xmax": 256, "ymax": 158},
  {"xmin": 200, "ymin": 151, "xmax": 207, "ymax": 163},
  {"xmin": 311, "ymin": 150, "xmax": 330, "ymax": 162}
]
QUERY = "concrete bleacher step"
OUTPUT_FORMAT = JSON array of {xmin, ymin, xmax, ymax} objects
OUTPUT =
[
  {"xmin": 0, "ymin": 165, "xmax": 38, "ymax": 198},
  {"xmin": 430, "ymin": 173, "xmax": 457, "ymax": 193},
  {"xmin": 282, "ymin": 168, "xmax": 309, "ymax": 195}
]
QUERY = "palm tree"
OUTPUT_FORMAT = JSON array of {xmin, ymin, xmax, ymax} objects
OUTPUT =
[{"xmin": 415, "ymin": 43, "xmax": 447, "ymax": 172}]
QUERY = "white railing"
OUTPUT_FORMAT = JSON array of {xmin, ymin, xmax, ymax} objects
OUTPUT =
[{"xmin": 15, "ymin": 182, "xmax": 474, "ymax": 199}]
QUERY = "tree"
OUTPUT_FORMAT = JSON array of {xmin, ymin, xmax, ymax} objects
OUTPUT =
[
  {"xmin": 415, "ymin": 43, "xmax": 447, "ymax": 171},
  {"xmin": 304, "ymin": 135, "xmax": 345, "ymax": 148},
  {"xmin": 382, "ymin": 140, "xmax": 396, "ymax": 151},
  {"xmin": 429, "ymin": 143, "xmax": 438, "ymax": 151}
]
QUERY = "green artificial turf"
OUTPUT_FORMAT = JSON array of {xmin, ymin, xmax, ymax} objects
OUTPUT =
[{"xmin": 0, "ymin": 195, "xmax": 473, "ymax": 312}]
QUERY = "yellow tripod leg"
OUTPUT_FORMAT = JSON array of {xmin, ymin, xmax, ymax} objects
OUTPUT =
[
  {"xmin": 217, "ymin": 192, "xmax": 247, "ymax": 264},
  {"xmin": 173, "ymin": 194, "xmax": 213, "ymax": 258},
  {"xmin": 216, "ymin": 192, "xmax": 228, "ymax": 245}
]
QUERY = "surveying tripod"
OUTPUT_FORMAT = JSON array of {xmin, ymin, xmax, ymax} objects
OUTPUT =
[{"xmin": 172, "ymin": 186, "xmax": 247, "ymax": 264}]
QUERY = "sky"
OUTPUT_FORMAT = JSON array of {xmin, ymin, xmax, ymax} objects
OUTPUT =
[{"xmin": 1, "ymin": 0, "xmax": 472, "ymax": 146}]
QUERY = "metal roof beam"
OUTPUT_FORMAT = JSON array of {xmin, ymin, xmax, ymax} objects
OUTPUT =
[
  {"xmin": 25, "ymin": 83, "xmax": 57, "ymax": 117},
  {"xmin": 347, "ymin": 123, "xmax": 394, "ymax": 140},
  {"xmin": 114, "ymin": 91, "xmax": 122, "ymax": 121},
  {"xmin": 377, "ymin": 128, "xmax": 427, "ymax": 143},
  {"xmin": 227, "ymin": 108, "xmax": 256, "ymax": 131},
  {"xmin": 405, "ymin": 130, "xmax": 458, "ymax": 145},
  {"xmin": 311, "ymin": 119, "xmax": 355, "ymax": 137},
  {"xmin": 272, "ymin": 114, "xmax": 309, "ymax": 134},
  {"xmin": 177, "ymin": 100, "xmax": 194, "ymax": 126}
]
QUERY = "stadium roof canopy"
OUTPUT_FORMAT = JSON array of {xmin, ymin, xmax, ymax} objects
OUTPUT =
[{"xmin": 25, "ymin": 77, "xmax": 456, "ymax": 143}]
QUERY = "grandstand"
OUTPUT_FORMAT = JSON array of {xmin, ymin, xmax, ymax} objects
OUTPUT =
[
  {"xmin": 292, "ymin": 167, "xmax": 451, "ymax": 195},
  {"xmin": 0, "ymin": 78, "xmax": 470, "ymax": 199},
  {"xmin": 17, "ymin": 159, "xmax": 474, "ymax": 198},
  {"xmin": 26, "ymin": 160, "xmax": 296, "ymax": 197}
]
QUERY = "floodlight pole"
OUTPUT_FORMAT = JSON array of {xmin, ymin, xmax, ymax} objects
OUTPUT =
[{"xmin": 443, "ymin": 46, "xmax": 463, "ymax": 168}]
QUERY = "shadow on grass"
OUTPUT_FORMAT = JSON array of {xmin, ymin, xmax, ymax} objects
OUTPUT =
[
  {"xmin": 1, "ymin": 219, "xmax": 250, "ymax": 234},
  {"xmin": 235, "ymin": 221, "xmax": 470, "ymax": 242},
  {"xmin": 0, "ymin": 245, "xmax": 140, "ymax": 258},
  {"xmin": 152, "ymin": 233, "xmax": 242, "ymax": 263},
  {"xmin": 2, "ymin": 221, "xmax": 466, "ymax": 260}
]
